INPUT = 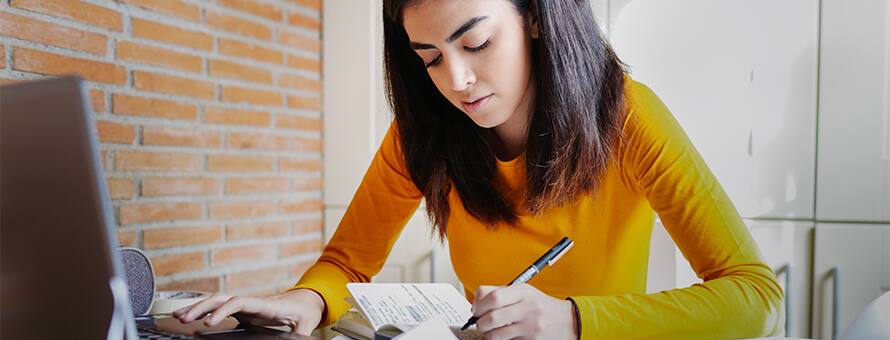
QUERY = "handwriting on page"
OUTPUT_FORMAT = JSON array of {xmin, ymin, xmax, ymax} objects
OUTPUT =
[{"xmin": 347, "ymin": 283, "xmax": 472, "ymax": 330}]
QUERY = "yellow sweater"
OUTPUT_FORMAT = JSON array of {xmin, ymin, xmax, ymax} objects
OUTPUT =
[{"xmin": 293, "ymin": 79, "xmax": 784, "ymax": 339}]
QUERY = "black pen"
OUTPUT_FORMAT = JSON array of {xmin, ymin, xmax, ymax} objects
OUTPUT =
[{"xmin": 460, "ymin": 236, "xmax": 575, "ymax": 331}]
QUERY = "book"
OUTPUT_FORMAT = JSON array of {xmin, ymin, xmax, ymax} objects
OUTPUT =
[{"xmin": 331, "ymin": 283, "xmax": 482, "ymax": 340}]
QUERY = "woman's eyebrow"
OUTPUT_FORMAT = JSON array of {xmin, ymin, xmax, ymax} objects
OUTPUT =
[{"xmin": 409, "ymin": 16, "xmax": 489, "ymax": 50}]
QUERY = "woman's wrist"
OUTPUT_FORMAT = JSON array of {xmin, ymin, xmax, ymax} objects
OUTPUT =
[
  {"xmin": 276, "ymin": 288, "xmax": 327, "ymax": 318},
  {"xmin": 566, "ymin": 297, "xmax": 581, "ymax": 339}
]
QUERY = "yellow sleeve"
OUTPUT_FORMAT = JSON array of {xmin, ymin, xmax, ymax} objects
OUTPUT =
[
  {"xmin": 569, "ymin": 81, "xmax": 784, "ymax": 339},
  {"xmin": 289, "ymin": 124, "xmax": 423, "ymax": 326}
]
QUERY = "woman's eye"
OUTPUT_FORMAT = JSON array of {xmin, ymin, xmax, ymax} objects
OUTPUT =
[
  {"xmin": 424, "ymin": 55, "xmax": 442, "ymax": 68},
  {"xmin": 465, "ymin": 39, "xmax": 490, "ymax": 52}
]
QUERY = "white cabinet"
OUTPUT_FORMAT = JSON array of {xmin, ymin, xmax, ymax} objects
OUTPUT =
[
  {"xmin": 811, "ymin": 224, "xmax": 889, "ymax": 339},
  {"xmin": 816, "ymin": 0, "xmax": 890, "ymax": 223},
  {"xmin": 668, "ymin": 220, "xmax": 813, "ymax": 337},
  {"xmin": 748, "ymin": 221, "xmax": 814, "ymax": 338},
  {"xmin": 608, "ymin": 0, "xmax": 819, "ymax": 219}
]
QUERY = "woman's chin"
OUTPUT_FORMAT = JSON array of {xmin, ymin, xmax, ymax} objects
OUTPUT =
[{"xmin": 466, "ymin": 112, "xmax": 507, "ymax": 129}]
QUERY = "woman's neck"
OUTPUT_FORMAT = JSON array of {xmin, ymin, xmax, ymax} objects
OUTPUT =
[{"xmin": 492, "ymin": 79, "xmax": 535, "ymax": 162}]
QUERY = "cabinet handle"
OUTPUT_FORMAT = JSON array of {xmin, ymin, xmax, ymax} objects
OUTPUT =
[
  {"xmin": 774, "ymin": 264, "xmax": 791, "ymax": 336},
  {"xmin": 826, "ymin": 267, "xmax": 841, "ymax": 339}
]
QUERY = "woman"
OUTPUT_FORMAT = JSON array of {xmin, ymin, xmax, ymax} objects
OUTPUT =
[{"xmin": 175, "ymin": 0, "xmax": 784, "ymax": 338}]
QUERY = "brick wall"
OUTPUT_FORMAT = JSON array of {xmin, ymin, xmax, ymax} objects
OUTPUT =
[{"xmin": 0, "ymin": 0, "xmax": 324, "ymax": 296}]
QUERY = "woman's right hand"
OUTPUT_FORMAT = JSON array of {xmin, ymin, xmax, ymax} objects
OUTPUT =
[{"xmin": 172, "ymin": 288, "xmax": 325, "ymax": 335}]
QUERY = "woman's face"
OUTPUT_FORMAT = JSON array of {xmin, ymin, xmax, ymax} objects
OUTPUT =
[{"xmin": 402, "ymin": 0, "xmax": 536, "ymax": 129}]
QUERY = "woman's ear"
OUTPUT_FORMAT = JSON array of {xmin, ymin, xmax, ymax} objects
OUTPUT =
[{"xmin": 527, "ymin": 13, "xmax": 540, "ymax": 39}]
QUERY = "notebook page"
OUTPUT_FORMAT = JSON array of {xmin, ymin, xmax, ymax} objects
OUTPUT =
[{"xmin": 345, "ymin": 283, "xmax": 473, "ymax": 330}]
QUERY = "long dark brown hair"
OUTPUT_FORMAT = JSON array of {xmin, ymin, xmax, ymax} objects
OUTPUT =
[{"xmin": 383, "ymin": 0, "xmax": 627, "ymax": 238}]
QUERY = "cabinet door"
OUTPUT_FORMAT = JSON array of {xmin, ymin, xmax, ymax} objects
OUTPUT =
[
  {"xmin": 816, "ymin": 0, "xmax": 890, "ymax": 222},
  {"xmin": 669, "ymin": 220, "xmax": 813, "ymax": 337},
  {"xmin": 747, "ymin": 221, "xmax": 814, "ymax": 338},
  {"xmin": 608, "ymin": 0, "xmax": 818, "ymax": 219},
  {"xmin": 811, "ymin": 224, "xmax": 888, "ymax": 338}
]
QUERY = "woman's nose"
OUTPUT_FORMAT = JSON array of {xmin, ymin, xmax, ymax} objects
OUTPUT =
[{"xmin": 447, "ymin": 57, "xmax": 476, "ymax": 92}]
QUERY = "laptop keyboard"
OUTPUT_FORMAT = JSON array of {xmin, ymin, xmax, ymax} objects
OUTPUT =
[{"xmin": 137, "ymin": 325, "xmax": 192, "ymax": 339}]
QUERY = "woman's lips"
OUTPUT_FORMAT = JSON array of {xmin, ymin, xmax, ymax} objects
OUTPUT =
[{"xmin": 462, "ymin": 94, "xmax": 493, "ymax": 114}]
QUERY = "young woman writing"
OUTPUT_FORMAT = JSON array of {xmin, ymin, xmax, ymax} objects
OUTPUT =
[{"xmin": 175, "ymin": 1, "xmax": 784, "ymax": 338}]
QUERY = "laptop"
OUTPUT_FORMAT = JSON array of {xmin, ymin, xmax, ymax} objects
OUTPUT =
[{"xmin": 0, "ymin": 77, "xmax": 319, "ymax": 339}]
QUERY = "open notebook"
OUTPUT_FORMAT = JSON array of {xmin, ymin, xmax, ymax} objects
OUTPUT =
[{"xmin": 332, "ymin": 283, "xmax": 481, "ymax": 340}]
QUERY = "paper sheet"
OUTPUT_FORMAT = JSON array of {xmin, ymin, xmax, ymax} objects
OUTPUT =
[
  {"xmin": 345, "ymin": 283, "xmax": 473, "ymax": 330},
  {"xmin": 393, "ymin": 318, "xmax": 458, "ymax": 340}
]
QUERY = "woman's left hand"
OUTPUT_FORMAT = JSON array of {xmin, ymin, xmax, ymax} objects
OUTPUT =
[{"xmin": 472, "ymin": 284, "xmax": 578, "ymax": 340}]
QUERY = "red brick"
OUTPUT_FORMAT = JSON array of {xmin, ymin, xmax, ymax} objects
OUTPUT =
[
  {"xmin": 279, "ymin": 198, "xmax": 322, "ymax": 214},
  {"xmin": 278, "ymin": 74, "xmax": 320, "ymax": 92},
  {"xmin": 209, "ymin": 59, "xmax": 272, "ymax": 84},
  {"xmin": 132, "ymin": 18, "xmax": 212, "ymax": 51},
  {"xmin": 143, "ymin": 126, "xmax": 221, "ymax": 148},
  {"xmin": 226, "ymin": 221, "xmax": 289, "ymax": 241},
  {"xmin": 203, "ymin": 107, "xmax": 270, "ymax": 127},
  {"xmin": 279, "ymin": 31, "xmax": 320, "ymax": 53},
  {"xmin": 89, "ymin": 90, "xmax": 105, "ymax": 113},
  {"xmin": 117, "ymin": 41, "xmax": 203, "ymax": 73},
  {"xmin": 286, "ymin": 54, "xmax": 321, "ymax": 73},
  {"xmin": 151, "ymin": 251, "xmax": 206, "ymax": 276},
  {"xmin": 276, "ymin": 114, "xmax": 321, "ymax": 131},
  {"xmin": 208, "ymin": 154, "xmax": 275, "ymax": 172},
  {"xmin": 219, "ymin": 38, "xmax": 283, "ymax": 65},
  {"xmin": 117, "ymin": 230, "xmax": 137, "ymax": 247},
  {"xmin": 279, "ymin": 158, "xmax": 321, "ymax": 172},
  {"xmin": 13, "ymin": 48, "xmax": 125, "ymax": 85},
  {"xmin": 206, "ymin": 10, "xmax": 272, "ymax": 40},
  {"xmin": 107, "ymin": 178, "xmax": 135, "ymax": 199},
  {"xmin": 226, "ymin": 266, "xmax": 287, "ymax": 290},
  {"xmin": 292, "ymin": 219, "xmax": 322, "ymax": 236},
  {"xmin": 143, "ymin": 226, "xmax": 223, "ymax": 249},
  {"xmin": 287, "ymin": 12, "xmax": 320, "ymax": 31},
  {"xmin": 288, "ymin": 0, "xmax": 320, "ymax": 11},
  {"xmin": 286, "ymin": 95, "xmax": 321, "ymax": 111},
  {"xmin": 225, "ymin": 176, "xmax": 289, "ymax": 194},
  {"xmin": 11, "ymin": 0, "xmax": 122, "ymax": 32},
  {"xmin": 0, "ymin": 12, "xmax": 106, "ymax": 55},
  {"xmin": 119, "ymin": 202, "xmax": 203, "ymax": 225},
  {"xmin": 292, "ymin": 178, "xmax": 322, "ymax": 191},
  {"xmin": 227, "ymin": 132, "xmax": 288, "ymax": 151},
  {"xmin": 122, "ymin": 0, "xmax": 201, "ymax": 22},
  {"xmin": 0, "ymin": 78, "xmax": 23, "ymax": 86},
  {"xmin": 115, "ymin": 151, "xmax": 202, "ymax": 172},
  {"xmin": 96, "ymin": 120, "xmax": 136, "ymax": 144},
  {"xmin": 279, "ymin": 238, "xmax": 322, "ymax": 258},
  {"xmin": 142, "ymin": 177, "xmax": 219, "ymax": 197},
  {"xmin": 221, "ymin": 86, "xmax": 282, "ymax": 106},
  {"xmin": 290, "ymin": 137, "xmax": 322, "ymax": 153},
  {"xmin": 205, "ymin": 109, "xmax": 270, "ymax": 126},
  {"xmin": 209, "ymin": 201, "xmax": 277, "ymax": 220},
  {"xmin": 211, "ymin": 244, "xmax": 275, "ymax": 266},
  {"xmin": 157, "ymin": 276, "xmax": 220, "ymax": 293},
  {"xmin": 0, "ymin": 45, "xmax": 5, "ymax": 69},
  {"xmin": 219, "ymin": 0, "xmax": 282, "ymax": 21},
  {"xmin": 112, "ymin": 95, "xmax": 197, "ymax": 121},
  {"xmin": 133, "ymin": 71, "xmax": 215, "ymax": 99}
]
